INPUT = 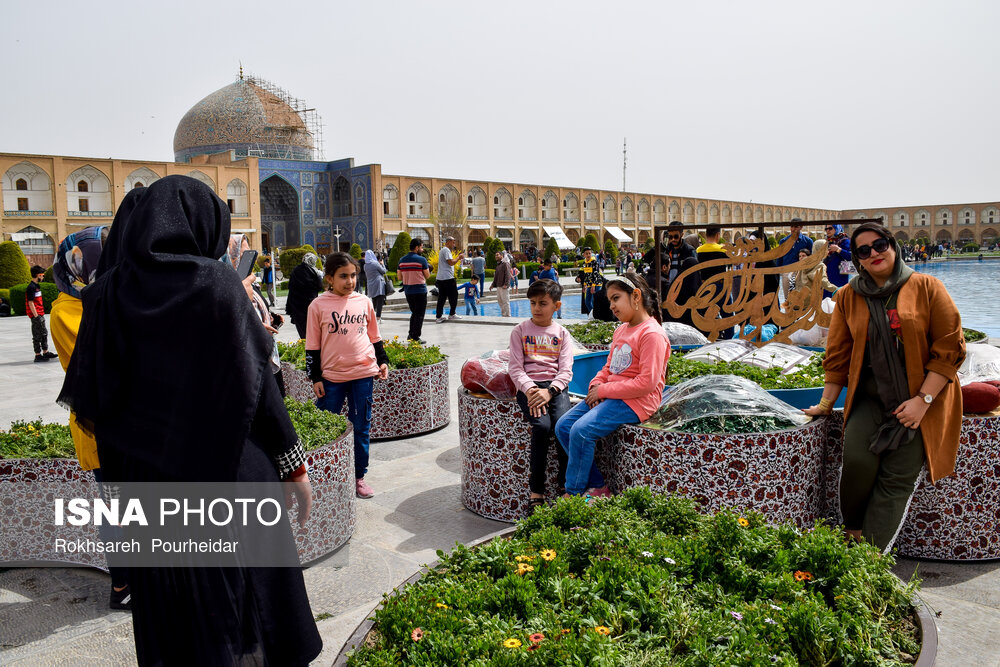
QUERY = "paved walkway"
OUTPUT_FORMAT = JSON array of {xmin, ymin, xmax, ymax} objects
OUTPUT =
[{"xmin": 1, "ymin": 306, "xmax": 999, "ymax": 666}]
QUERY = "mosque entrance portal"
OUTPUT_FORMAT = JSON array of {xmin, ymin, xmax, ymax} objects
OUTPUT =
[{"xmin": 260, "ymin": 175, "xmax": 300, "ymax": 250}]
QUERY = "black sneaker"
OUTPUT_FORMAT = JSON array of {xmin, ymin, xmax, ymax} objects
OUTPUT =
[
  {"xmin": 109, "ymin": 585, "xmax": 132, "ymax": 611},
  {"xmin": 34, "ymin": 355, "xmax": 49, "ymax": 363},
  {"xmin": 42, "ymin": 351, "xmax": 58, "ymax": 359}
]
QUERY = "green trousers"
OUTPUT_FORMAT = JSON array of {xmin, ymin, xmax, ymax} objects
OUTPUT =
[{"xmin": 840, "ymin": 373, "xmax": 925, "ymax": 553}]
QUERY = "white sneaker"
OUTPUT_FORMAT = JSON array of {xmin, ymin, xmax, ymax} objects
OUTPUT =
[
  {"xmin": 448, "ymin": 314, "xmax": 463, "ymax": 320},
  {"xmin": 435, "ymin": 317, "xmax": 445, "ymax": 323}
]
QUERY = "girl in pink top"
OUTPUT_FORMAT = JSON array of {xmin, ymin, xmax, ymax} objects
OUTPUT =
[
  {"xmin": 555, "ymin": 270, "xmax": 670, "ymax": 498},
  {"xmin": 306, "ymin": 253, "xmax": 389, "ymax": 499}
]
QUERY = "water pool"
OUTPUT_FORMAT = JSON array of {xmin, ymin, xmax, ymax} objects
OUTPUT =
[
  {"xmin": 407, "ymin": 260, "xmax": 998, "ymax": 335},
  {"xmin": 913, "ymin": 260, "xmax": 1000, "ymax": 337}
]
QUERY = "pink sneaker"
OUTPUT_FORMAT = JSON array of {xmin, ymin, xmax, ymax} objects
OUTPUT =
[
  {"xmin": 355, "ymin": 478, "xmax": 375, "ymax": 499},
  {"xmin": 586, "ymin": 486, "xmax": 612, "ymax": 499}
]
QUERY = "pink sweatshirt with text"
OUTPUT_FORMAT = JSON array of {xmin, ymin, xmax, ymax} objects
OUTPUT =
[
  {"xmin": 306, "ymin": 291, "xmax": 381, "ymax": 383},
  {"xmin": 507, "ymin": 320, "xmax": 574, "ymax": 394},
  {"xmin": 590, "ymin": 317, "xmax": 670, "ymax": 421}
]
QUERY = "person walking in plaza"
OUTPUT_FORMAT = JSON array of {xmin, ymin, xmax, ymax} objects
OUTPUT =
[
  {"xmin": 577, "ymin": 247, "xmax": 601, "ymax": 315},
  {"xmin": 363, "ymin": 248, "xmax": 387, "ymax": 322},
  {"xmin": 489, "ymin": 250, "xmax": 512, "ymax": 317},
  {"xmin": 509, "ymin": 278, "xmax": 574, "ymax": 509},
  {"xmin": 57, "ymin": 175, "xmax": 321, "ymax": 666},
  {"xmin": 459, "ymin": 275, "xmax": 480, "ymax": 315},
  {"xmin": 286, "ymin": 252, "xmax": 324, "ymax": 339},
  {"xmin": 471, "ymin": 250, "xmax": 486, "ymax": 297},
  {"xmin": 25, "ymin": 265, "xmax": 58, "ymax": 363},
  {"xmin": 556, "ymin": 271, "xmax": 670, "ymax": 499},
  {"xmin": 777, "ymin": 218, "xmax": 813, "ymax": 303},
  {"xmin": 260, "ymin": 255, "xmax": 276, "ymax": 307},
  {"xmin": 536, "ymin": 258, "xmax": 562, "ymax": 318},
  {"xmin": 823, "ymin": 223, "xmax": 853, "ymax": 295},
  {"xmin": 50, "ymin": 215, "xmax": 138, "ymax": 611},
  {"xmin": 804, "ymin": 222, "xmax": 965, "ymax": 553},
  {"xmin": 398, "ymin": 238, "xmax": 431, "ymax": 342},
  {"xmin": 434, "ymin": 235, "xmax": 464, "ymax": 322},
  {"xmin": 307, "ymin": 252, "xmax": 389, "ymax": 500}
]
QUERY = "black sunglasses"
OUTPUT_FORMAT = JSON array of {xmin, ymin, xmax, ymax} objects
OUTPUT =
[
  {"xmin": 668, "ymin": 233, "xmax": 681, "ymax": 240},
  {"xmin": 855, "ymin": 237, "xmax": 891, "ymax": 260},
  {"xmin": 824, "ymin": 226, "xmax": 835, "ymax": 231}
]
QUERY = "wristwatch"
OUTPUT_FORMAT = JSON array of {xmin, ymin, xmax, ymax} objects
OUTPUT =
[
  {"xmin": 917, "ymin": 391, "xmax": 934, "ymax": 405},
  {"xmin": 547, "ymin": 385, "xmax": 561, "ymax": 398}
]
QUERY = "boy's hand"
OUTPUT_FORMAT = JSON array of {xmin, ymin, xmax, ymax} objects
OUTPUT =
[
  {"xmin": 526, "ymin": 386, "xmax": 551, "ymax": 409},
  {"xmin": 313, "ymin": 381, "xmax": 325, "ymax": 398}
]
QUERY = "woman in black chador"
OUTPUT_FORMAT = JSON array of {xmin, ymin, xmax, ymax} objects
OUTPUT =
[
  {"xmin": 58, "ymin": 175, "xmax": 322, "ymax": 666},
  {"xmin": 286, "ymin": 252, "xmax": 324, "ymax": 339}
]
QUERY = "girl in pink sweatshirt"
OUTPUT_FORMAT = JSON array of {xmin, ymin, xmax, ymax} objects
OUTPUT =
[
  {"xmin": 306, "ymin": 252, "xmax": 389, "ymax": 499},
  {"xmin": 555, "ymin": 271, "xmax": 670, "ymax": 497}
]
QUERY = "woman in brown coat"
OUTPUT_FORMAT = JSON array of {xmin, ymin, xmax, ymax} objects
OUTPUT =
[{"xmin": 804, "ymin": 222, "xmax": 965, "ymax": 552}]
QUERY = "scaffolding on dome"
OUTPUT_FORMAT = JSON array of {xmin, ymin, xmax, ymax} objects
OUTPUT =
[{"xmin": 243, "ymin": 73, "xmax": 325, "ymax": 161}]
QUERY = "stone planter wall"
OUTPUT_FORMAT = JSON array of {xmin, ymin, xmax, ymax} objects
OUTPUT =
[
  {"xmin": 282, "ymin": 359, "xmax": 450, "ymax": 440},
  {"xmin": 823, "ymin": 410, "xmax": 1000, "ymax": 561},
  {"xmin": 0, "ymin": 429, "xmax": 357, "ymax": 570},
  {"xmin": 458, "ymin": 389, "xmax": 827, "ymax": 527}
]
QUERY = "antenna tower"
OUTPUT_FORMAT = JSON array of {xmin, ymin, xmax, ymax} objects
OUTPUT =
[{"xmin": 622, "ymin": 137, "xmax": 627, "ymax": 193}]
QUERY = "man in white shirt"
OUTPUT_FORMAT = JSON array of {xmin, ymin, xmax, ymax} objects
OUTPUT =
[{"xmin": 435, "ymin": 236, "xmax": 465, "ymax": 322}]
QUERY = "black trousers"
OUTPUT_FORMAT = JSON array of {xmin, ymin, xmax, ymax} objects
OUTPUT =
[
  {"xmin": 515, "ymin": 382, "xmax": 571, "ymax": 494},
  {"xmin": 435, "ymin": 278, "xmax": 458, "ymax": 318},
  {"xmin": 372, "ymin": 295, "xmax": 385, "ymax": 319},
  {"xmin": 405, "ymin": 291, "xmax": 427, "ymax": 340}
]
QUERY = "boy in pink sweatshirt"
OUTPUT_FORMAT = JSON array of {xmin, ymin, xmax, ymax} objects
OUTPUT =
[{"xmin": 508, "ymin": 279, "xmax": 574, "ymax": 508}]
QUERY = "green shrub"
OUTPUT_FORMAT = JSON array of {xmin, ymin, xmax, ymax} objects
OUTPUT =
[
  {"xmin": 518, "ymin": 262, "xmax": 540, "ymax": 278},
  {"xmin": 383, "ymin": 337, "xmax": 446, "ymax": 369},
  {"xmin": 603, "ymin": 239, "xmax": 619, "ymax": 261},
  {"xmin": 426, "ymin": 276, "xmax": 436, "ymax": 287},
  {"xmin": 485, "ymin": 269, "xmax": 495, "ymax": 278},
  {"xmin": 580, "ymin": 233, "xmax": 600, "ymax": 253},
  {"xmin": 278, "ymin": 245, "xmax": 322, "ymax": 276},
  {"xmin": 963, "ymin": 328, "xmax": 987, "ymax": 343},
  {"xmin": 0, "ymin": 419, "xmax": 75, "ymax": 459},
  {"xmin": 556, "ymin": 261, "xmax": 577, "ymax": 272},
  {"xmin": 387, "ymin": 232, "xmax": 412, "ymax": 272},
  {"xmin": 0, "ymin": 288, "xmax": 9, "ymax": 303},
  {"xmin": 566, "ymin": 320, "xmax": 619, "ymax": 345},
  {"xmin": 8, "ymin": 282, "xmax": 59, "ymax": 316},
  {"xmin": 42, "ymin": 266, "xmax": 55, "ymax": 283},
  {"xmin": 349, "ymin": 243, "xmax": 363, "ymax": 259},
  {"xmin": 282, "ymin": 397, "xmax": 349, "ymax": 451},
  {"xmin": 348, "ymin": 492, "xmax": 922, "ymax": 665},
  {"xmin": 963, "ymin": 242, "xmax": 980, "ymax": 252},
  {"xmin": 543, "ymin": 237, "xmax": 560, "ymax": 262},
  {"xmin": 0, "ymin": 241, "xmax": 31, "ymax": 289}
]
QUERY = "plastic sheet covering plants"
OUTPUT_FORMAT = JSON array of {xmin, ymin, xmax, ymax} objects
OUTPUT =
[
  {"xmin": 957, "ymin": 343, "xmax": 1000, "ymax": 386},
  {"xmin": 644, "ymin": 375, "xmax": 811, "ymax": 434},
  {"xmin": 661, "ymin": 321, "xmax": 709, "ymax": 346}
]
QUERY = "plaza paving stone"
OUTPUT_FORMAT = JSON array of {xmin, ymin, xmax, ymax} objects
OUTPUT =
[{"xmin": 1, "ymin": 302, "xmax": 999, "ymax": 665}]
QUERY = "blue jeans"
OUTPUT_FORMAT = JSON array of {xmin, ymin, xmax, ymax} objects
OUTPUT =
[
  {"xmin": 465, "ymin": 299, "xmax": 478, "ymax": 315},
  {"xmin": 582, "ymin": 288, "xmax": 594, "ymax": 315},
  {"xmin": 555, "ymin": 398, "xmax": 639, "ymax": 495},
  {"xmin": 475, "ymin": 273, "xmax": 486, "ymax": 297},
  {"xmin": 316, "ymin": 377, "xmax": 374, "ymax": 479}
]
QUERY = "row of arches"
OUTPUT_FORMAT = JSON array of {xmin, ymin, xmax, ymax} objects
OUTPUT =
[
  {"xmin": 383, "ymin": 182, "xmax": 836, "ymax": 225},
  {"xmin": 854, "ymin": 207, "xmax": 1000, "ymax": 228},
  {"xmin": 893, "ymin": 228, "xmax": 998, "ymax": 244},
  {"xmin": 2, "ymin": 161, "xmax": 249, "ymax": 215}
]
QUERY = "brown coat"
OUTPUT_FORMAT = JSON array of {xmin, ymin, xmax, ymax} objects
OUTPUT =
[{"xmin": 824, "ymin": 273, "xmax": 965, "ymax": 483}]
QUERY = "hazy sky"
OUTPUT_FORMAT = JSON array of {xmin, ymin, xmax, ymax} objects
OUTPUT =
[{"xmin": 3, "ymin": 1, "xmax": 997, "ymax": 210}]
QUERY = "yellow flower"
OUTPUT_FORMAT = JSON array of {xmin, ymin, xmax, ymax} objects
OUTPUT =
[
  {"xmin": 26, "ymin": 425, "xmax": 36, "ymax": 432},
  {"xmin": 515, "ymin": 555, "xmax": 535, "ymax": 563},
  {"xmin": 503, "ymin": 638, "xmax": 522, "ymax": 648},
  {"xmin": 435, "ymin": 602, "xmax": 449, "ymax": 609},
  {"xmin": 517, "ymin": 563, "xmax": 535, "ymax": 575},
  {"xmin": 595, "ymin": 625, "xmax": 611, "ymax": 636},
  {"xmin": 738, "ymin": 517, "xmax": 750, "ymax": 527},
  {"xmin": 793, "ymin": 570, "xmax": 814, "ymax": 582},
  {"xmin": 540, "ymin": 549, "xmax": 557, "ymax": 561}
]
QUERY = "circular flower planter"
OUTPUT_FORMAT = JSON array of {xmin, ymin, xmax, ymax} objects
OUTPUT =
[
  {"xmin": 281, "ymin": 360, "xmax": 450, "ymax": 440},
  {"xmin": 0, "ymin": 427, "xmax": 357, "ymax": 570},
  {"xmin": 458, "ymin": 389, "xmax": 828, "ymax": 527},
  {"xmin": 823, "ymin": 410, "xmax": 1000, "ymax": 560},
  {"xmin": 332, "ymin": 525, "xmax": 938, "ymax": 667}
]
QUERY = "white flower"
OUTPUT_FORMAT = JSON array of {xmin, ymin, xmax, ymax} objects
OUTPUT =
[
  {"xmin": 764, "ymin": 617, "xmax": 777, "ymax": 624},
  {"xmin": 641, "ymin": 551, "xmax": 653, "ymax": 558},
  {"xmin": 663, "ymin": 557, "xmax": 676, "ymax": 565},
  {"xmin": 769, "ymin": 604, "xmax": 782, "ymax": 611}
]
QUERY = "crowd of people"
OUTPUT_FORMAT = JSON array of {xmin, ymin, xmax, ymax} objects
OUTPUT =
[{"xmin": 15, "ymin": 173, "xmax": 970, "ymax": 663}]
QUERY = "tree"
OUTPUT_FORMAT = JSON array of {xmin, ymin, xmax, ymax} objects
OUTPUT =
[
  {"xmin": 0, "ymin": 241, "xmax": 31, "ymax": 289},
  {"xmin": 484, "ymin": 236, "xmax": 497, "ymax": 269},
  {"xmin": 430, "ymin": 195, "xmax": 466, "ymax": 248},
  {"xmin": 387, "ymin": 232, "xmax": 412, "ymax": 272},
  {"xmin": 642, "ymin": 236, "xmax": 654, "ymax": 252},
  {"xmin": 603, "ymin": 239, "xmax": 619, "ymax": 261},
  {"xmin": 580, "ymin": 233, "xmax": 600, "ymax": 254},
  {"xmin": 348, "ymin": 243, "xmax": 363, "ymax": 260},
  {"xmin": 543, "ymin": 237, "xmax": 560, "ymax": 262},
  {"xmin": 278, "ymin": 244, "xmax": 320, "ymax": 276}
]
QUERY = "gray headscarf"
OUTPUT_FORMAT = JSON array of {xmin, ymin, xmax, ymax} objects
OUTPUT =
[
  {"xmin": 302, "ymin": 252, "xmax": 323, "ymax": 279},
  {"xmin": 848, "ymin": 223, "xmax": 916, "ymax": 455}
]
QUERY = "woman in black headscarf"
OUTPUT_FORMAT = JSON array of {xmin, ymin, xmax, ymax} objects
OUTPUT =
[
  {"xmin": 286, "ymin": 252, "xmax": 324, "ymax": 339},
  {"xmin": 59, "ymin": 175, "xmax": 322, "ymax": 666}
]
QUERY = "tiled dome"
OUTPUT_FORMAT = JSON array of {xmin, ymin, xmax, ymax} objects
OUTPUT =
[{"xmin": 173, "ymin": 80, "xmax": 314, "ymax": 162}]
